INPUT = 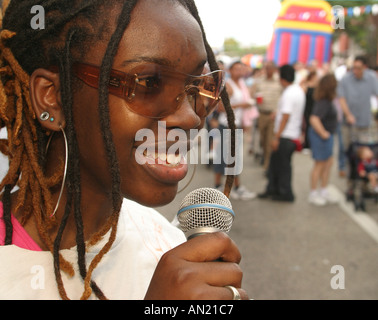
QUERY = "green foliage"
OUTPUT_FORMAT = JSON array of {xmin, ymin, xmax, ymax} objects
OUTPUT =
[
  {"xmin": 223, "ymin": 37, "xmax": 267, "ymax": 57},
  {"xmin": 327, "ymin": 1, "xmax": 378, "ymax": 65}
]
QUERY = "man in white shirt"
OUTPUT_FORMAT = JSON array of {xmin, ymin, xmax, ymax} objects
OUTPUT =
[{"xmin": 258, "ymin": 64, "xmax": 305, "ymax": 202}]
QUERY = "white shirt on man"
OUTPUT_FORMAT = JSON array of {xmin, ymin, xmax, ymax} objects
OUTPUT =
[{"xmin": 274, "ymin": 83, "xmax": 306, "ymax": 140}]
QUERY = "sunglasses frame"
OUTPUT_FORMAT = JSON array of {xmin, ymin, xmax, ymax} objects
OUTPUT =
[{"xmin": 71, "ymin": 62, "xmax": 225, "ymax": 119}]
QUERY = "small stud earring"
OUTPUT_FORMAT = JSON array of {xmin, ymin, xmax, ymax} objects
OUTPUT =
[
  {"xmin": 40, "ymin": 111, "xmax": 50, "ymax": 121},
  {"xmin": 50, "ymin": 117, "xmax": 55, "ymax": 122}
]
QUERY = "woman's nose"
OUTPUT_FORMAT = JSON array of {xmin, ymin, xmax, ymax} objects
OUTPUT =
[{"xmin": 163, "ymin": 93, "xmax": 203, "ymax": 131}]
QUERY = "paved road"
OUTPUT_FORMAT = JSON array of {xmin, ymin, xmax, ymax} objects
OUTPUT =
[{"xmin": 158, "ymin": 142, "xmax": 378, "ymax": 300}]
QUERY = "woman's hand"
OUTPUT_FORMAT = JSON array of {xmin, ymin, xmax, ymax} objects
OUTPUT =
[
  {"xmin": 144, "ymin": 232, "xmax": 248, "ymax": 300},
  {"xmin": 321, "ymin": 131, "xmax": 331, "ymax": 140},
  {"xmin": 271, "ymin": 137, "xmax": 280, "ymax": 152},
  {"xmin": 346, "ymin": 113, "xmax": 356, "ymax": 126},
  {"xmin": 310, "ymin": 115, "xmax": 330, "ymax": 140}
]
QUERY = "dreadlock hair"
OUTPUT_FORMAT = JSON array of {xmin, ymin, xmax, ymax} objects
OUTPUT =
[{"xmin": 0, "ymin": 0, "xmax": 235, "ymax": 300}]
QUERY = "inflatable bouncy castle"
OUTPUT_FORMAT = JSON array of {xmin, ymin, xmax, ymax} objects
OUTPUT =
[{"xmin": 267, "ymin": 0, "xmax": 334, "ymax": 67}]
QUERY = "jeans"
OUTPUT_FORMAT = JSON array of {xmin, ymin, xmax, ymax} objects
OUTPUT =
[{"xmin": 266, "ymin": 138, "xmax": 296, "ymax": 199}]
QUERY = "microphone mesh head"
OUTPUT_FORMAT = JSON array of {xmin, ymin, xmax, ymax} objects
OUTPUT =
[{"xmin": 178, "ymin": 188, "xmax": 234, "ymax": 234}]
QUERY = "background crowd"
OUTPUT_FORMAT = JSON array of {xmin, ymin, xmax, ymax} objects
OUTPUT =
[{"xmin": 207, "ymin": 56, "xmax": 378, "ymax": 208}]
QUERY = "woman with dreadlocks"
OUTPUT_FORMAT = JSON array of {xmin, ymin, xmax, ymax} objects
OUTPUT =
[{"xmin": 0, "ymin": 0, "xmax": 247, "ymax": 300}]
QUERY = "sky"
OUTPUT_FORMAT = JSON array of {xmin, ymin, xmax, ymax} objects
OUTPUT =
[{"xmin": 194, "ymin": 0, "xmax": 282, "ymax": 49}]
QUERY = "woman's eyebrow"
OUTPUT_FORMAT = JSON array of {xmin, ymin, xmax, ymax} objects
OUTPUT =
[
  {"xmin": 120, "ymin": 57, "xmax": 208, "ymax": 73},
  {"xmin": 120, "ymin": 57, "xmax": 175, "ymax": 67}
]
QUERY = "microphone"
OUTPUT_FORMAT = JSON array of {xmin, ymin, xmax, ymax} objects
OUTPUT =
[{"xmin": 177, "ymin": 188, "xmax": 235, "ymax": 240}]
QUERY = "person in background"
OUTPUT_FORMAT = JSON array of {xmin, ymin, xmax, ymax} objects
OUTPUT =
[
  {"xmin": 334, "ymin": 59, "xmax": 348, "ymax": 177},
  {"xmin": 357, "ymin": 146, "xmax": 378, "ymax": 194},
  {"xmin": 214, "ymin": 60, "xmax": 256, "ymax": 200},
  {"xmin": 308, "ymin": 74, "xmax": 339, "ymax": 206},
  {"xmin": 240, "ymin": 63, "xmax": 259, "ymax": 158},
  {"xmin": 252, "ymin": 61, "xmax": 282, "ymax": 173},
  {"xmin": 338, "ymin": 56, "xmax": 378, "ymax": 148},
  {"xmin": 334, "ymin": 97, "xmax": 347, "ymax": 178},
  {"xmin": 294, "ymin": 61, "xmax": 308, "ymax": 86},
  {"xmin": 371, "ymin": 66, "xmax": 378, "ymax": 115},
  {"xmin": 335, "ymin": 59, "xmax": 347, "ymax": 83},
  {"xmin": 302, "ymin": 71, "xmax": 319, "ymax": 151},
  {"xmin": 258, "ymin": 64, "xmax": 305, "ymax": 202}
]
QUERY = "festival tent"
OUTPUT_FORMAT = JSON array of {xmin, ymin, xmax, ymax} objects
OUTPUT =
[{"xmin": 267, "ymin": 0, "xmax": 334, "ymax": 67}]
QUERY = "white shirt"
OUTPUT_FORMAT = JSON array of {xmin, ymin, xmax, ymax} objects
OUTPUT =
[
  {"xmin": 0, "ymin": 199, "xmax": 186, "ymax": 300},
  {"xmin": 274, "ymin": 84, "xmax": 305, "ymax": 140}
]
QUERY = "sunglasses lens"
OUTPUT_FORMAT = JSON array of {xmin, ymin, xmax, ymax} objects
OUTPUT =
[
  {"xmin": 130, "ymin": 66, "xmax": 225, "ymax": 118},
  {"xmin": 192, "ymin": 70, "xmax": 225, "ymax": 117},
  {"xmin": 74, "ymin": 63, "xmax": 225, "ymax": 119}
]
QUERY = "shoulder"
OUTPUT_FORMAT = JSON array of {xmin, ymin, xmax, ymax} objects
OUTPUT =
[
  {"xmin": 364, "ymin": 70, "xmax": 377, "ymax": 81},
  {"xmin": 341, "ymin": 72, "xmax": 353, "ymax": 82},
  {"xmin": 338, "ymin": 72, "xmax": 353, "ymax": 88},
  {"xmin": 288, "ymin": 84, "xmax": 304, "ymax": 93},
  {"xmin": 284, "ymin": 84, "xmax": 305, "ymax": 99}
]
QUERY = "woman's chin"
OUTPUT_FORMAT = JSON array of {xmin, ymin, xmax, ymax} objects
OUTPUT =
[{"xmin": 124, "ymin": 185, "xmax": 179, "ymax": 208}]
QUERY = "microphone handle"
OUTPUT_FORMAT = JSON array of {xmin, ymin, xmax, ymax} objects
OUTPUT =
[{"xmin": 185, "ymin": 227, "xmax": 222, "ymax": 240}]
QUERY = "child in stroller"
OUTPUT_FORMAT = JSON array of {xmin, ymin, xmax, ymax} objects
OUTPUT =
[
  {"xmin": 357, "ymin": 146, "xmax": 378, "ymax": 193},
  {"xmin": 347, "ymin": 138, "xmax": 378, "ymax": 212}
]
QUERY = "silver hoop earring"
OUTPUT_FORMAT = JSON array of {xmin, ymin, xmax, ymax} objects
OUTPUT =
[{"xmin": 45, "ymin": 126, "xmax": 68, "ymax": 218}]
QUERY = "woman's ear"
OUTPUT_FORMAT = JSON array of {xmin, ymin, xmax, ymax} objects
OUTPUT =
[{"xmin": 30, "ymin": 68, "xmax": 66, "ymax": 131}]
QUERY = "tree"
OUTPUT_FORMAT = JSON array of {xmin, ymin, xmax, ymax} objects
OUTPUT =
[
  {"xmin": 223, "ymin": 37, "xmax": 268, "ymax": 58},
  {"xmin": 223, "ymin": 38, "xmax": 241, "ymax": 55},
  {"xmin": 327, "ymin": 0, "xmax": 378, "ymax": 66}
]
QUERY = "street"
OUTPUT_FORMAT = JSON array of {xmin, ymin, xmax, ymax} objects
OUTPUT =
[{"xmin": 158, "ymin": 141, "xmax": 378, "ymax": 300}]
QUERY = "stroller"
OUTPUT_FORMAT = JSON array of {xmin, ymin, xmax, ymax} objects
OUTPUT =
[{"xmin": 346, "ymin": 126, "xmax": 378, "ymax": 212}]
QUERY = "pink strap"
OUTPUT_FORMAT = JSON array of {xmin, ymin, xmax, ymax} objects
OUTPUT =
[{"xmin": 0, "ymin": 202, "xmax": 42, "ymax": 251}]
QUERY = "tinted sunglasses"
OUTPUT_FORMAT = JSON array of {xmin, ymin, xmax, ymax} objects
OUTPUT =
[{"xmin": 72, "ymin": 62, "xmax": 225, "ymax": 119}]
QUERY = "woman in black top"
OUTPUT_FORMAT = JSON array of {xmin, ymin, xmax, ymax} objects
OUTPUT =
[
  {"xmin": 303, "ymin": 71, "xmax": 319, "ymax": 149},
  {"xmin": 308, "ymin": 74, "xmax": 339, "ymax": 206}
]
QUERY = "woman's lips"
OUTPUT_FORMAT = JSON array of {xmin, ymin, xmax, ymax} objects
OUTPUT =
[{"xmin": 134, "ymin": 148, "xmax": 189, "ymax": 184}]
